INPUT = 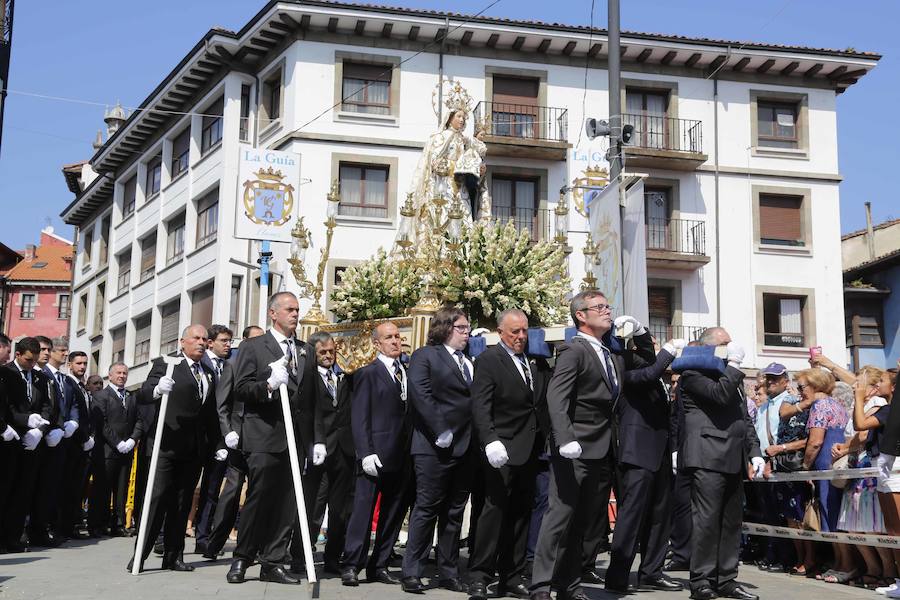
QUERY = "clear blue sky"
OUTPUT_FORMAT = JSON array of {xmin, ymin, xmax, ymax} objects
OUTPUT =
[{"xmin": 1, "ymin": 0, "xmax": 895, "ymax": 249}]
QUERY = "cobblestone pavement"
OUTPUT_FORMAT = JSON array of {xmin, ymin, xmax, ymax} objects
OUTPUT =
[{"xmin": 0, "ymin": 537, "xmax": 879, "ymax": 600}]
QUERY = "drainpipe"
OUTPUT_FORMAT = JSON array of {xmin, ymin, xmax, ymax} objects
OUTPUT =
[
  {"xmin": 713, "ymin": 77, "xmax": 721, "ymax": 326},
  {"xmin": 865, "ymin": 201, "xmax": 875, "ymax": 261}
]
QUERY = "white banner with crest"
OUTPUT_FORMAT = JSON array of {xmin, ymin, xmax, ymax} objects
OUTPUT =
[{"xmin": 235, "ymin": 144, "xmax": 301, "ymax": 242}]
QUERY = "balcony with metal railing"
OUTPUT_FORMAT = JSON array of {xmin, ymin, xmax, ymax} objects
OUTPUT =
[
  {"xmin": 649, "ymin": 323, "xmax": 708, "ymax": 344},
  {"xmin": 622, "ymin": 113, "xmax": 707, "ymax": 170},
  {"xmin": 480, "ymin": 206, "xmax": 552, "ymax": 242},
  {"xmin": 645, "ymin": 218, "xmax": 710, "ymax": 270},
  {"xmin": 473, "ymin": 101, "xmax": 570, "ymax": 160}
]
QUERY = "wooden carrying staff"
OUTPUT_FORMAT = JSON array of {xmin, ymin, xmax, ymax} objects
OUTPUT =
[
  {"xmin": 279, "ymin": 379, "xmax": 317, "ymax": 584},
  {"xmin": 131, "ymin": 355, "xmax": 183, "ymax": 575}
]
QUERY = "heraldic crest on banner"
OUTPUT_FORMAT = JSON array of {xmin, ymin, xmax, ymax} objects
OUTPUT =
[
  {"xmin": 242, "ymin": 166, "xmax": 295, "ymax": 226},
  {"xmin": 570, "ymin": 164, "xmax": 610, "ymax": 217}
]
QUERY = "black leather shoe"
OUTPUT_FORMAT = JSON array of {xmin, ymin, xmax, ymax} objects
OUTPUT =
[
  {"xmin": 3, "ymin": 541, "xmax": 28, "ymax": 553},
  {"xmin": 581, "ymin": 570, "xmax": 604, "ymax": 584},
  {"xmin": 564, "ymin": 593, "xmax": 592, "ymax": 600},
  {"xmin": 202, "ymin": 549, "xmax": 221, "ymax": 561},
  {"xmin": 440, "ymin": 578, "xmax": 467, "ymax": 592},
  {"xmin": 369, "ymin": 567, "xmax": 400, "ymax": 584},
  {"xmin": 498, "ymin": 582, "xmax": 530, "ymax": 598},
  {"xmin": 717, "ymin": 585, "xmax": 758, "ymax": 600},
  {"xmin": 260, "ymin": 565, "xmax": 301, "ymax": 584},
  {"xmin": 341, "ymin": 567, "xmax": 359, "ymax": 586},
  {"xmin": 469, "ymin": 581, "xmax": 488, "ymax": 600},
  {"xmin": 401, "ymin": 576, "xmax": 426, "ymax": 593},
  {"xmin": 690, "ymin": 587, "xmax": 719, "ymax": 600},
  {"xmin": 125, "ymin": 557, "xmax": 143, "ymax": 573},
  {"xmin": 640, "ymin": 576, "xmax": 683, "ymax": 591},
  {"xmin": 529, "ymin": 593, "xmax": 551, "ymax": 600},
  {"xmin": 70, "ymin": 529, "xmax": 91, "ymax": 540},
  {"xmin": 162, "ymin": 556, "xmax": 195, "ymax": 572},
  {"xmin": 664, "ymin": 559, "xmax": 690, "ymax": 572},
  {"xmin": 604, "ymin": 582, "xmax": 635, "ymax": 595},
  {"xmin": 110, "ymin": 526, "xmax": 128, "ymax": 538},
  {"xmin": 226, "ymin": 559, "xmax": 248, "ymax": 584}
]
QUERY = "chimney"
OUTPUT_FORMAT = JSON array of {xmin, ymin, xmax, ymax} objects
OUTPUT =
[
  {"xmin": 24, "ymin": 244, "xmax": 36, "ymax": 261},
  {"xmin": 865, "ymin": 202, "xmax": 876, "ymax": 261}
]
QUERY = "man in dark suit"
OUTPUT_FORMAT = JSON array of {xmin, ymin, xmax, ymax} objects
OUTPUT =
[
  {"xmin": 401, "ymin": 307, "xmax": 474, "ymax": 593},
  {"xmin": 679, "ymin": 327, "xmax": 762, "ymax": 600},
  {"xmin": 529, "ymin": 290, "xmax": 623, "ymax": 600},
  {"xmin": 30, "ymin": 336, "xmax": 71, "ymax": 546},
  {"xmin": 468, "ymin": 309, "xmax": 551, "ymax": 600},
  {"xmin": 225, "ymin": 291, "xmax": 317, "ymax": 585},
  {"xmin": 59, "ymin": 350, "xmax": 93, "ymax": 539},
  {"xmin": 295, "ymin": 330, "xmax": 354, "ymax": 574},
  {"xmin": 666, "ymin": 370, "xmax": 692, "ymax": 572},
  {"xmin": 88, "ymin": 362, "xmax": 142, "ymax": 538},
  {"xmin": 0, "ymin": 337, "xmax": 53, "ymax": 552},
  {"xmin": 341, "ymin": 321, "xmax": 411, "ymax": 586},
  {"xmin": 193, "ymin": 324, "xmax": 233, "ymax": 555},
  {"xmin": 604, "ymin": 327, "xmax": 684, "ymax": 592},
  {"xmin": 130, "ymin": 324, "xmax": 216, "ymax": 572},
  {"xmin": 202, "ymin": 325, "xmax": 263, "ymax": 559}
]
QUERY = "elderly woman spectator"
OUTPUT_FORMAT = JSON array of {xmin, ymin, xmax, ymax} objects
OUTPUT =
[{"xmin": 797, "ymin": 369, "xmax": 850, "ymax": 583}]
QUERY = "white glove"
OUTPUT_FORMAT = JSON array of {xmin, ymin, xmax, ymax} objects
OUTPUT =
[
  {"xmin": 215, "ymin": 448, "xmax": 228, "ymax": 461},
  {"xmin": 224, "ymin": 431, "xmax": 239, "ymax": 449},
  {"xmin": 123, "ymin": 438, "xmax": 136, "ymax": 453},
  {"xmin": 27, "ymin": 413, "xmax": 50, "ymax": 429},
  {"xmin": 2, "ymin": 425, "xmax": 20, "ymax": 442},
  {"xmin": 23, "ymin": 428, "xmax": 43, "ymax": 451},
  {"xmin": 671, "ymin": 451, "xmax": 678, "ymax": 475},
  {"xmin": 726, "ymin": 342, "xmax": 745, "ymax": 367},
  {"xmin": 361, "ymin": 454, "xmax": 383, "ymax": 477},
  {"xmin": 82, "ymin": 436, "xmax": 95, "ymax": 452},
  {"xmin": 614, "ymin": 315, "xmax": 646, "ymax": 336},
  {"xmin": 267, "ymin": 359, "xmax": 289, "ymax": 390},
  {"xmin": 45, "ymin": 428, "xmax": 64, "ymax": 447},
  {"xmin": 63, "ymin": 420, "xmax": 79, "ymax": 438},
  {"xmin": 154, "ymin": 375, "xmax": 175, "ymax": 398},
  {"xmin": 116, "ymin": 440, "xmax": 129, "ymax": 453},
  {"xmin": 485, "ymin": 440, "xmax": 509, "ymax": 469},
  {"xmin": 751, "ymin": 456, "xmax": 766, "ymax": 479},
  {"xmin": 312, "ymin": 443, "xmax": 327, "ymax": 466},
  {"xmin": 559, "ymin": 440, "xmax": 583, "ymax": 459},
  {"xmin": 663, "ymin": 339, "xmax": 686, "ymax": 354},
  {"xmin": 435, "ymin": 430, "xmax": 453, "ymax": 449}
]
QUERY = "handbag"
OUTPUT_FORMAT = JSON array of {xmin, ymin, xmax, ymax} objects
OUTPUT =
[
  {"xmin": 773, "ymin": 449, "xmax": 806, "ymax": 473},
  {"xmin": 802, "ymin": 497, "xmax": 821, "ymax": 532},
  {"xmin": 831, "ymin": 453, "xmax": 852, "ymax": 489}
]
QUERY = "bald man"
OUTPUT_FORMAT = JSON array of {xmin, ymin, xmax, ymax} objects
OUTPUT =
[{"xmin": 131, "ymin": 324, "xmax": 216, "ymax": 573}]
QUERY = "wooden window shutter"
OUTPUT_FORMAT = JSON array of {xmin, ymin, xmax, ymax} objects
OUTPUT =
[
  {"xmin": 191, "ymin": 282, "xmax": 215, "ymax": 327},
  {"xmin": 492, "ymin": 76, "xmax": 539, "ymax": 106},
  {"xmin": 343, "ymin": 62, "xmax": 391, "ymax": 83},
  {"xmin": 648, "ymin": 287, "xmax": 672, "ymax": 320},
  {"xmin": 759, "ymin": 195, "xmax": 802, "ymax": 243}
]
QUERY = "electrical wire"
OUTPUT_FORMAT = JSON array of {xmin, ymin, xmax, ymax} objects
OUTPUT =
[{"xmin": 705, "ymin": 0, "xmax": 794, "ymax": 80}]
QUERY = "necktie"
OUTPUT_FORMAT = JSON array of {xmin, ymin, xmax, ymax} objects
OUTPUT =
[
  {"xmin": 393, "ymin": 359, "xmax": 407, "ymax": 406},
  {"xmin": 118, "ymin": 387, "xmax": 127, "ymax": 409},
  {"xmin": 601, "ymin": 346, "xmax": 620, "ymax": 400},
  {"xmin": 454, "ymin": 350, "xmax": 472, "ymax": 385},
  {"xmin": 25, "ymin": 370, "xmax": 32, "ymax": 402},
  {"xmin": 515, "ymin": 354, "xmax": 533, "ymax": 390},
  {"xmin": 214, "ymin": 358, "xmax": 223, "ymax": 378},
  {"xmin": 192, "ymin": 363, "xmax": 204, "ymax": 398},
  {"xmin": 325, "ymin": 370, "xmax": 337, "ymax": 405},
  {"xmin": 284, "ymin": 339, "xmax": 297, "ymax": 376}
]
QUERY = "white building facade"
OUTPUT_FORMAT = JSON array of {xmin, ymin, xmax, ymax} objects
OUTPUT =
[{"xmin": 60, "ymin": 0, "xmax": 879, "ymax": 383}]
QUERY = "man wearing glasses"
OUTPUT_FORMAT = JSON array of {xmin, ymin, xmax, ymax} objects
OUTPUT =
[
  {"xmin": 529, "ymin": 290, "xmax": 625, "ymax": 600},
  {"xmin": 401, "ymin": 307, "xmax": 474, "ymax": 594}
]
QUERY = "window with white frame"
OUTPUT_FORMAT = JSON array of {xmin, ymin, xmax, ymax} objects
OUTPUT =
[
  {"xmin": 196, "ymin": 188, "xmax": 218, "ymax": 247},
  {"xmin": 133, "ymin": 313, "xmax": 151, "ymax": 364},
  {"xmin": 171, "ymin": 128, "xmax": 190, "ymax": 178},
  {"xmin": 201, "ymin": 96, "xmax": 223, "ymax": 154},
  {"xmin": 166, "ymin": 213, "xmax": 185, "ymax": 265},
  {"xmin": 20, "ymin": 293, "xmax": 36, "ymax": 319}
]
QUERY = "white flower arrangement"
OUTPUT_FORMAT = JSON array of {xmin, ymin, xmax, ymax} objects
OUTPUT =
[{"xmin": 329, "ymin": 220, "xmax": 570, "ymax": 327}]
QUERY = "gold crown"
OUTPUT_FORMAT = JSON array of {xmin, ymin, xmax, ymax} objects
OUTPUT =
[
  {"xmin": 584, "ymin": 165, "xmax": 609, "ymax": 179},
  {"xmin": 443, "ymin": 79, "xmax": 474, "ymax": 115},
  {"xmin": 255, "ymin": 166, "xmax": 284, "ymax": 181}
]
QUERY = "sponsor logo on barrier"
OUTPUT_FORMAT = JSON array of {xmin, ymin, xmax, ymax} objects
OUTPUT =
[
  {"xmin": 878, "ymin": 537, "xmax": 899, "ymax": 546},
  {"xmin": 847, "ymin": 535, "xmax": 866, "ymax": 543}
]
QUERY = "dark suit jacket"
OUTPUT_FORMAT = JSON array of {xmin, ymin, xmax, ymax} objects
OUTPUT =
[
  {"xmin": 408, "ymin": 344, "xmax": 473, "ymax": 458},
  {"xmin": 62, "ymin": 376, "xmax": 92, "ymax": 443},
  {"xmin": 616, "ymin": 332, "xmax": 675, "ymax": 471},
  {"xmin": 215, "ymin": 360, "xmax": 242, "ymax": 439},
  {"xmin": 1, "ymin": 362, "xmax": 54, "ymax": 436},
  {"xmin": 350, "ymin": 358, "xmax": 409, "ymax": 473},
  {"xmin": 470, "ymin": 344, "xmax": 551, "ymax": 466},
  {"xmin": 94, "ymin": 385, "xmax": 143, "ymax": 460},
  {"xmin": 200, "ymin": 353, "xmax": 226, "ymax": 452},
  {"xmin": 545, "ymin": 335, "xmax": 624, "ymax": 460},
  {"xmin": 43, "ymin": 366, "xmax": 73, "ymax": 430},
  {"xmin": 313, "ymin": 367, "xmax": 355, "ymax": 458},
  {"xmin": 678, "ymin": 365, "xmax": 761, "ymax": 474},
  {"xmin": 140, "ymin": 354, "xmax": 216, "ymax": 460},
  {"xmin": 233, "ymin": 331, "xmax": 316, "ymax": 457}
]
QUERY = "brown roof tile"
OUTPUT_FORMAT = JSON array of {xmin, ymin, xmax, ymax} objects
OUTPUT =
[{"xmin": 5, "ymin": 243, "xmax": 74, "ymax": 283}]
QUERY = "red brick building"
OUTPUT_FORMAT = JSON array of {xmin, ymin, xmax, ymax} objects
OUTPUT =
[{"xmin": 1, "ymin": 227, "xmax": 74, "ymax": 341}]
